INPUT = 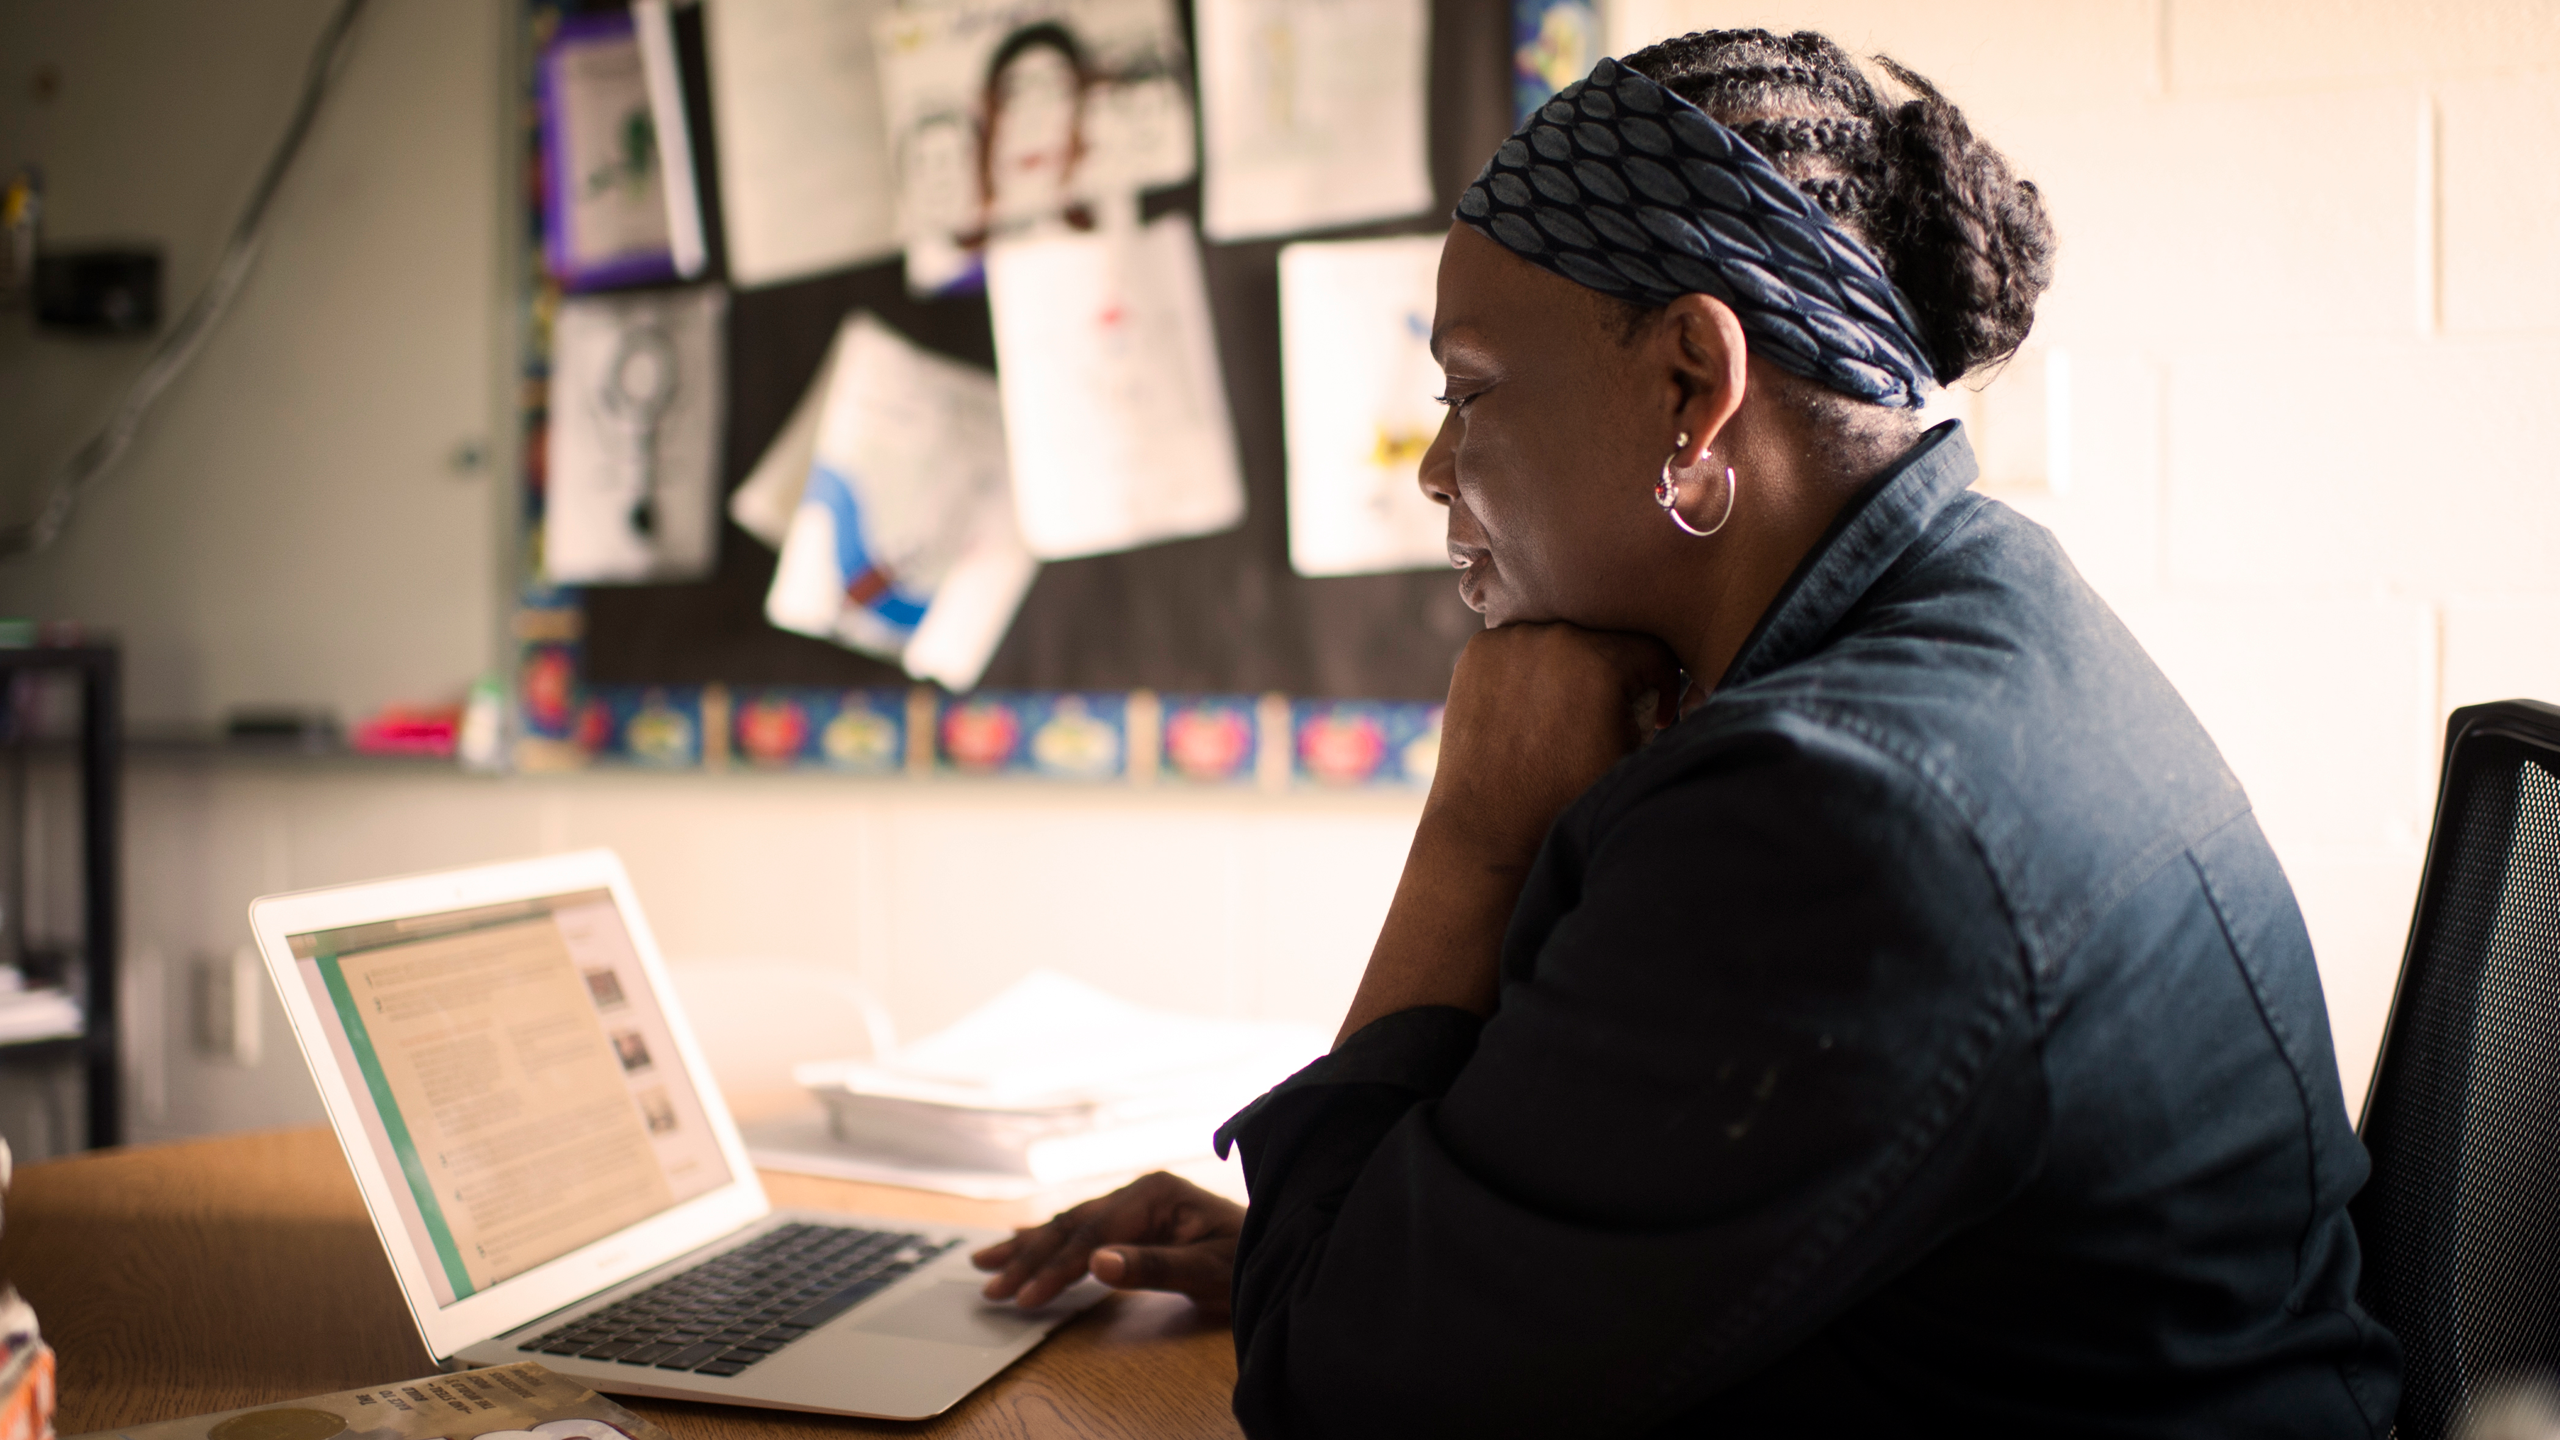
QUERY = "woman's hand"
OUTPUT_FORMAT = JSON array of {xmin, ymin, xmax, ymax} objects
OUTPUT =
[
  {"xmin": 971, "ymin": 1170, "xmax": 1246, "ymax": 1315},
  {"xmin": 1428, "ymin": 622, "xmax": 1683, "ymax": 863},
  {"xmin": 1336, "ymin": 623, "xmax": 1679, "ymax": 1041}
]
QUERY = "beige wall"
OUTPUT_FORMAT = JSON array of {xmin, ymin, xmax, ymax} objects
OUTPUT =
[
  {"xmin": 0, "ymin": 0, "xmax": 511, "ymax": 730},
  {"xmin": 1615, "ymin": 0, "xmax": 2560, "ymax": 1113},
  {"xmin": 115, "ymin": 760, "xmax": 1420, "ymax": 1150}
]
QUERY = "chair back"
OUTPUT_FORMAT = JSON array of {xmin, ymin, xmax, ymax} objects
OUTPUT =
[{"xmin": 2352, "ymin": 699, "xmax": 2560, "ymax": 1439}]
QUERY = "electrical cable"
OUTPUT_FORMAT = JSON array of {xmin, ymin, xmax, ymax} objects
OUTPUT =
[{"xmin": 0, "ymin": 0, "xmax": 370, "ymax": 560}]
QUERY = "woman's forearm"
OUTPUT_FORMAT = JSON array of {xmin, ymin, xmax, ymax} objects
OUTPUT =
[
  {"xmin": 1334, "ymin": 625, "xmax": 1677, "ymax": 1047},
  {"xmin": 1335, "ymin": 808, "xmax": 1530, "ymax": 1044}
]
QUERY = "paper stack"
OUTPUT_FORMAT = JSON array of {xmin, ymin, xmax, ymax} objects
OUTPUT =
[
  {"xmin": 791, "ymin": 972, "xmax": 1327, "ymax": 1189},
  {"xmin": 0, "ymin": 972, "xmax": 77, "ymax": 1046}
]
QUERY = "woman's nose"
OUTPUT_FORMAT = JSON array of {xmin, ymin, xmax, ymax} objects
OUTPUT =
[{"xmin": 1417, "ymin": 409, "xmax": 1458, "ymax": 508}]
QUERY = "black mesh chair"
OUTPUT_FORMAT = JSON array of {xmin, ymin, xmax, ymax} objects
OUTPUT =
[{"xmin": 2352, "ymin": 699, "xmax": 2560, "ymax": 1439}]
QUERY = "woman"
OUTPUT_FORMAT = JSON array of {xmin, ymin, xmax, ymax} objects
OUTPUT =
[{"xmin": 974, "ymin": 30, "xmax": 2402, "ymax": 1436}]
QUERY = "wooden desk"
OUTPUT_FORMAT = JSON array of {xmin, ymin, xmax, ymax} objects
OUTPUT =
[{"xmin": 0, "ymin": 1128, "xmax": 1242, "ymax": 1439}]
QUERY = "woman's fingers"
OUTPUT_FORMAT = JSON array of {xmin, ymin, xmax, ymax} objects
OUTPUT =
[
  {"xmin": 970, "ymin": 1173, "xmax": 1246, "ymax": 1309},
  {"xmin": 1012, "ymin": 1212, "xmax": 1115, "ymax": 1307},
  {"xmin": 976, "ymin": 1209, "xmax": 1091, "ymax": 1300},
  {"xmin": 1091, "ymin": 1239, "xmax": 1238, "ymax": 1314}
]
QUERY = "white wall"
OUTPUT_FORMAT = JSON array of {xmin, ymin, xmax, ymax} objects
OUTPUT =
[
  {"xmin": 117, "ymin": 759, "xmax": 1420, "ymax": 1148},
  {"xmin": 1612, "ymin": 0, "xmax": 2560, "ymax": 1114},
  {"xmin": 0, "ymin": 0, "xmax": 511, "ymax": 731}
]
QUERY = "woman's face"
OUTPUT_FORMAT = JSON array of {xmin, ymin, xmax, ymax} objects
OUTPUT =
[
  {"xmin": 1420, "ymin": 223, "xmax": 1675, "ymax": 630},
  {"xmin": 985, "ymin": 46, "xmax": 1081, "ymax": 222}
]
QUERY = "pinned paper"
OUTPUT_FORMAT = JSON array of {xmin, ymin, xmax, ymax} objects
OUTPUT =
[
  {"xmin": 704, "ymin": 0, "xmax": 902, "ymax": 288},
  {"xmin": 727, "ymin": 342, "xmax": 839, "ymax": 548},
  {"xmin": 872, "ymin": 0, "xmax": 1196, "ymax": 295},
  {"xmin": 1159, "ymin": 694, "xmax": 1261, "ymax": 783},
  {"xmin": 764, "ymin": 312, "xmax": 1037, "ymax": 691},
  {"xmin": 541, "ymin": 14, "xmax": 678, "ymax": 290},
  {"xmin": 732, "ymin": 687, "xmax": 907, "ymax": 769},
  {"xmin": 1513, "ymin": 0, "xmax": 1601, "ymax": 123},
  {"xmin": 1294, "ymin": 699, "xmax": 1442, "ymax": 786},
  {"xmin": 545, "ymin": 288, "xmax": 726, "ymax": 584},
  {"xmin": 934, "ymin": 692, "xmax": 1129, "ymax": 777},
  {"xmin": 987, "ymin": 212, "xmax": 1245, "ymax": 559},
  {"xmin": 633, "ymin": 0, "xmax": 710, "ymax": 278},
  {"xmin": 589, "ymin": 686, "xmax": 706, "ymax": 766},
  {"xmin": 1198, "ymin": 0, "xmax": 1433, "ymax": 242},
  {"xmin": 1279, "ymin": 235, "xmax": 1450, "ymax": 575}
]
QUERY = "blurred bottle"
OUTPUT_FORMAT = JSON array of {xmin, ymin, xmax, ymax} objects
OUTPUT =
[
  {"xmin": 459, "ymin": 674, "xmax": 508, "ymax": 772},
  {"xmin": 0, "ymin": 1138, "xmax": 59, "ymax": 1440}
]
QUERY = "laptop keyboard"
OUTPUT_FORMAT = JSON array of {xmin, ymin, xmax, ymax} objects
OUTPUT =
[{"xmin": 520, "ymin": 1221, "xmax": 960, "ymax": 1378}]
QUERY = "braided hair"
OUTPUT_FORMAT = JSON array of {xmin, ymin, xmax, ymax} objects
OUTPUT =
[{"xmin": 1617, "ymin": 30, "xmax": 2056, "ymax": 396}]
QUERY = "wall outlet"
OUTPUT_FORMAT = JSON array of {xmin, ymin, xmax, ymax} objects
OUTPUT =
[
  {"xmin": 124, "ymin": 946, "xmax": 168, "ymax": 1125},
  {"xmin": 35, "ymin": 247, "xmax": 162, "ymax": 333},
  {"xmin": 190, "ymin": 946, "xmax": 263, "ymax": 1066}
]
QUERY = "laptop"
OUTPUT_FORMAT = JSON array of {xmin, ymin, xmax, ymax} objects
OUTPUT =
[{"xmin": 249, "ymin": 848, "xmax": 1103, "ymax": 1420}]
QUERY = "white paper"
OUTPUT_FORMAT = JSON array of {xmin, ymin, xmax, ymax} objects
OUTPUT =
[
  {"xmin": 1198, "ymin": 0, "xmax": 1434, "ymax": 242},
  {"xmin": 872, "ymin": 0, "xmax": 1196, "ymax": 295},
  {"xmin": 742, "ymin": 1109, "xmax": 1252, "ymax": 1202},
  {"xmin": 986, "ymin": 212, "xmax": 1246, "ymax": 558},
  {"xmin": 902, "ymin": 507, "xmax": 1040, "ymax": 690},
  {"xmin": 764, "ymin": 312, "xmax": 1037, "ymax": 689},
  {"xmin": 545, "ymin": 287, "xmax": 727, "ymax": 584},
  {"xmin": 727, "ymin": 344, "xmax": 839, "ymax": 548},
  {"xmin": 795, "ymin": 973, "xmax": 1323, "ymax": 1183},
  {"xmin": 633, "ymin": 0, "xmax": 709, "ymax": 278},
  {"xmin": 741, "ymin": 1111, "xmax": 1051, "ymax": 1198},
  {"xmin": 796, "ymin": 971, "xmax": 1327, "ymax": 1112},
  {"xmin": 1280, "ymin": 235, "xmax": 1452, "ymax": 575},
  {"xmin": 551, "ymin": 24, "xmax": 675, "ymax": 276},
  {"xmin": 704, "ymin": 0, "xmax": 902, "ymax": 288}
]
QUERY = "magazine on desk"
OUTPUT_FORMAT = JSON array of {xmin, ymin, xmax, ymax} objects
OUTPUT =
[{"xmin": 65, "ymin": 1362, "xmax": 668, "ymax": 1440}]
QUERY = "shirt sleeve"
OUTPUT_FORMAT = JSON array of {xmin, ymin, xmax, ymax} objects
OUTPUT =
[{"xmin": 1216, "ymin": 717, "xmax": 2051, "ymax": 1439}]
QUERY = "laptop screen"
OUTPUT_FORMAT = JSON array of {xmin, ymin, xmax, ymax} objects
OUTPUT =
[{"xmin": 290, "ymin": 887, "xmax": 735, "ymax": 1307}]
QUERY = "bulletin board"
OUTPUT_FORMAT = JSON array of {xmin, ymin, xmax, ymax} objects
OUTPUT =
[{"xmin": 571, "ymin": 0, "xmax": 1517, "ymax": 703}]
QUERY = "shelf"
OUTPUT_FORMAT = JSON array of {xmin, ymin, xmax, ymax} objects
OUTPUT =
[
  {"xmin": 126, "ymin": 732, "xmax": 459, "ymax": 768},
  {"xmin": 0, "ymin": 1033, "xmax": 82, "ymax": 1057},
  {"xmin": 0, "ymin": 644, "xmax": 118, "ymax": 1148}
]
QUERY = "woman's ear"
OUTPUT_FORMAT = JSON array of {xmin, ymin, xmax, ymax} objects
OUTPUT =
[{"xmin": 1659, "ymin": 294, "xmax": 1750, "ymax": 467}]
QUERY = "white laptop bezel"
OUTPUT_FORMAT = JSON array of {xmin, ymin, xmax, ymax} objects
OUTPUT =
[{"xmin": 250, "ymin": 848, "xmax": 771, "ymax": 1362}]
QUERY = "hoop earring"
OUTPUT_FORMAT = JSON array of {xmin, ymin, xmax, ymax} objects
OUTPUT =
[
  {"xmin": 1652, "ymin": 432, "xmax": 1688, "ymax": 511},
  {"xmin": 1657, "ymin": 435, "xmax": 1737, "ymax": 538}
]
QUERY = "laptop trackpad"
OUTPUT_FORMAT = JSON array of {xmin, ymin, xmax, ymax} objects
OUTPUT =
[{"xmin": 850, "ymin": 1282, "xmax": 1058, "ymax": 1349}]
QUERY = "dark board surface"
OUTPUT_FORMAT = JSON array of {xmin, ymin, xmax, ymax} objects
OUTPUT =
[{"xmin": 580, "ymin": 0, "xmax": 1514, "ymax": 701}]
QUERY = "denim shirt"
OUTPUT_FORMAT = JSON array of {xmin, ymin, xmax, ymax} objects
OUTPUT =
[{"xmin": 1216, "ymin": 423, "xmax": 2403, "ymax": 1438}]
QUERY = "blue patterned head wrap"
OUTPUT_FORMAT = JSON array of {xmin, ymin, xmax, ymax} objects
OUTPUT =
[{"xmin": 1457, "ymin": 56, "xmax": 1935, "ymax": 409}]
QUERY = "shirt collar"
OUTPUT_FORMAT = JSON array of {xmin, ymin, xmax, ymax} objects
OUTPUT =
[{"xmin": 1716, "ymin": 420, "xmax": 1981, "ymax": 691}]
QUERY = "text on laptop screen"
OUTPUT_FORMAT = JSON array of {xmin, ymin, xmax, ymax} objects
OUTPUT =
[{"xmin": 291, "ymin": 888, "xmax": 733, "ymax": 1306}]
